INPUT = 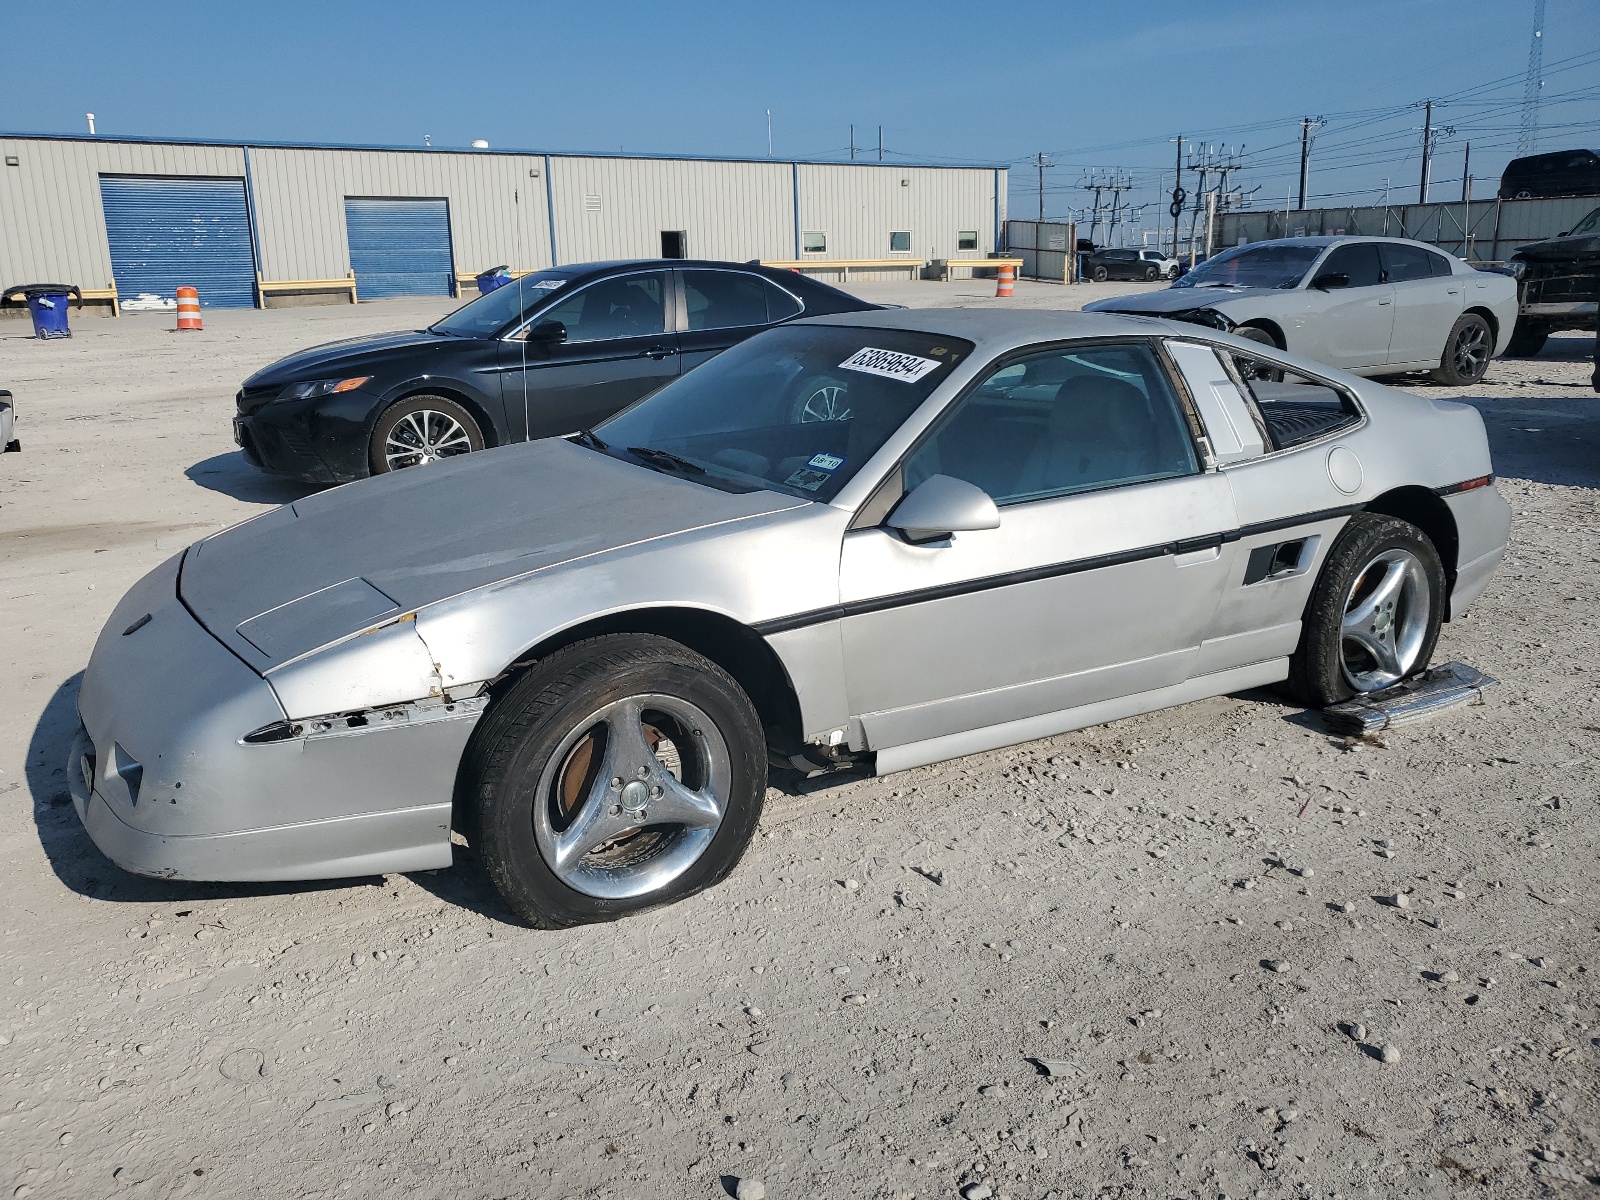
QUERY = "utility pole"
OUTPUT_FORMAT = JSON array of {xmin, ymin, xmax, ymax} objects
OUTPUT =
[
  {"xmin": 1419, "ymin": 100, "xmax": 1432, "ymax": 202},
  {"xmin": 1297, "ymin": 117, "xmax": 1323, "ymax": 211},
  {"xmin": 1169, "ymin": 136, "xmax": 1184, "ymax": 259},
  {"xmin": 877, "ymin": 126, "xmax": 883, "ymax": 163},
  {"xmin": 1519, "ymin": 0, "xmax": 1546, "ymax": 155},
  {"xmin": 1034, "ymin": 152, "xmax": 1055, "ymax": 223},
  {"xmin": 850, "ymin": 125, "xmax": 855, "ymax": 162},
  {"xmin": 1462, "ymin": 141, "xmax": 1471, "ymax": 203}
]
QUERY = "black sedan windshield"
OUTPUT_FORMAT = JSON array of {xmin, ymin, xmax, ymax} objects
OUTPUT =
[
  {"xmin": 593, "ymin": 325, "xmax": 972, "ymax": 502},
  {"xmin": 1172, "ymin": 243, "xmax": 1323, "ymax": 290},
  {"xmin": 429, "ymin": 270, "xmax": 576, "ymax": 337}
]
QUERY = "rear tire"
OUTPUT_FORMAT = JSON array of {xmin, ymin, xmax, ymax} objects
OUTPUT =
[
  {"xmin": 1504, "ymin": 321, "xmax": 1549, "ymax": 358},
  {"xmin": 462, "ymin": 634, "xmax": 767, "ymax": 928},
  {"xmin": 1284, "ymin": 514, "xmax": 1445, "ymax": 708},
  {"xmin": 369, "ymin": 394, "xmax": 484, "ymax": 474},
  {"xmin": 1430, "ymin": 313, "xmax": 1492, "ymax": 386},
  {"xmin": 1092, "ymin": 266, "xmax": 1109, "ymax": 282}
]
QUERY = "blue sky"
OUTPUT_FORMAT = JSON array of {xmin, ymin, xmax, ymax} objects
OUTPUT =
[{"xmin": 4, "ymin": 0, "xmax": 1597, "ymax": 242}]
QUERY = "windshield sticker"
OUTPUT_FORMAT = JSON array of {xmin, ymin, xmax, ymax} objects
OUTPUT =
[
  {"xmin": 784, "ymin": 467, "xmax": 831, "ymax": 492},
  {"xmin": 527, "ymin": 279, "xmax": 563, "ymax": 290},
  {"xmin": 807, "ymin": 452, "xmax": 844, "ymax": 471},
  {"xmin": 838, "ymin": 346, "xmax": 942, "ymax": 383}
]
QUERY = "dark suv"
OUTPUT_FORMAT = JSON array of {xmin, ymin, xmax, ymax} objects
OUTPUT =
[
  {"xmin": 1498, "ymin": 149, "xmax": 1600, "ymax": 200},
  {"xmin": 1504, "ymin": 204, "xmax": 1600, "ymax": 356},
  {"xmin": 234, "ymin": 260, "xmax": 877, "ymax": 483}
]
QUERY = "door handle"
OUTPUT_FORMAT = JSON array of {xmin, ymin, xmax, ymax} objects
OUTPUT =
[
  {"xmin": 643, "ymin": 345, "xmax": 677, "ymax": 359},
  {"xmin": 1377, "ymin": 298, "xmax": 1391, "ymax": 305}
]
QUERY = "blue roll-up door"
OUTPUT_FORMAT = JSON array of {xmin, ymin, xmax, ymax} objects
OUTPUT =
[
  {"xmin": 344, "ymin": 198, "xmax": 454, "ymax": 299},
  {"xmin": 99, "ymin": 176, "xmax": 257, "ymax": 308}
]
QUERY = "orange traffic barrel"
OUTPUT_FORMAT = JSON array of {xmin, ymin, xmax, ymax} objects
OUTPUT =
[
  {"xmin": 176, "ymin": 286, "xmax": 202, "ymax": 331},
  {"xmin": 995, "ymin": 263, "xmax": 1015, "ymax": 298}
]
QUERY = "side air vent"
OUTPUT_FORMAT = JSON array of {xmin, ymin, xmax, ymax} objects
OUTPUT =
[{"xmin": 111, "ymin": 742, "xmax": 143, "ymax": 805}]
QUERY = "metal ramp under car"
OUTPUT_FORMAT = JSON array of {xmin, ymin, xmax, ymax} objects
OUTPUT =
[{"xmin": 1322, "ymin": 661, "xmax": 1497, "ymax": 736}]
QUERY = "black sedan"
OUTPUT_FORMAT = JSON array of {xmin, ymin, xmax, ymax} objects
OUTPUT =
[
  {"xmin": 234, "ymin": 259, "xmax": 878, "ymax": 483},
  {"xmin": 1081, "ymin": 247, "xmax": 1179, "ymax": 283}
]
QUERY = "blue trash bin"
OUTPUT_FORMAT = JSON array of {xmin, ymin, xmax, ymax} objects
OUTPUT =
[
  {"xmin": 3, "ymin": 284, "xmax": 82, "ymax": 339},
  {"xmin": 475, "ymin": 265, "xmax": 513, "ymax": 295}
]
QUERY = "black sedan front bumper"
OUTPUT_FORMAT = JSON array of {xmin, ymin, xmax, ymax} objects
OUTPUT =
[{"xmin": 233, "ymin": 390, "xmax": 378, "ymax": 484}]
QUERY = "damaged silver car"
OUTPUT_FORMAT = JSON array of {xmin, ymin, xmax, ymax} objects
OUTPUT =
[{"xmin": 71, "ymin": 310, "xmax": 1511, "ymax": 926}]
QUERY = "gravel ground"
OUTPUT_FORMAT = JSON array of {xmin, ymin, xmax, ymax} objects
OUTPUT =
[{"xmin": 1, "ymin": 279, "xmax": 1596, "ymax": 1199}]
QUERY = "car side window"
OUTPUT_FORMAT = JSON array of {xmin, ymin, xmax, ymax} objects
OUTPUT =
[
  {"xmin": 903, "ymin": 344, "xmax": 1198, "ymax": 506},
  {"xmin": 1222, "ymin": 348, "xmax": 1362, "ymax": 451},
  {"xmin": 1379, "ymin": 243, "xmax": 1438, "ymax": 283},
  {"xmin": 539, "ymin": 272, "xmax": 666, "ymax": 341},
  {"xmin": 683, "ymin": 270, "xmax": 770, "ymax": 331},
  {"xmin": 1427, "ymin": 249, "xmax": 1454, "ymax": 277},
  {"xmin": 1318, "ymin": 243, "xmax": 1383, "ymax": 287},
  {"xmin": 763, "ymin": 279, "xmax": 803, "ymax": 321}
]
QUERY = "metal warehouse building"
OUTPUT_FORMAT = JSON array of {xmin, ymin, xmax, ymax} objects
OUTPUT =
[{"xmin": 0, "ymin": 133, "xmax": 1006, "ymax": 311}]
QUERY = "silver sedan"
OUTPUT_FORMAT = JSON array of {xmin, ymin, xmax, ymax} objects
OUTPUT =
[
  {"xmin": 71, "ymin": 310, "xmax": 1511, "ymax": 925},
  {"xmin": 1086, "ymin": 236, "xmax": 1519, "ymax": 385}
]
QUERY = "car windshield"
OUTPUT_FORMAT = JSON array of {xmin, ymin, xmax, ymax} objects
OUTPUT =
[
  {"xmin": 591, "ymin": 324, "xmax": 972, "ymax": 502},
  {"xmin": 1567, "ymin": 206, "xmax": 1600, "ymax": 236},
  {"xmin": 428, "ymin": 270, "xmax": 577, "ymax": 336},
  {"xmin": 1171, "ymin": 243, "xmax": 1323, "ymax": 290}
]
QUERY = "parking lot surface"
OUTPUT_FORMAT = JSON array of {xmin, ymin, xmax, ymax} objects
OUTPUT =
[{"xmin": 2, "ymin": 280, "xmax": 1596, "ymax": 1198}]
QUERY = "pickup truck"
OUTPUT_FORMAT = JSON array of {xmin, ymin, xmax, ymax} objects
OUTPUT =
[{"xmin": 1504, "ymin": 204, "xmax": 1600, "ymax": 356}]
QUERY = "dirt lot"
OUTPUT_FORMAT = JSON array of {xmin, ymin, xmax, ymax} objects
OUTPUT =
[{"xmin": 1, "ymin": 279, "xmax": 1596, "ymax": 1200}]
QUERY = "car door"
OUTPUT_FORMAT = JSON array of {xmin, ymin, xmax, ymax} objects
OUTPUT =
[
  {"xmin": 1306, "ymin": 242, "xmax": 1395, "ymax": 369},
  {"xmin": 676, "ymin": 268, "xmax": 805, "ymax": 372},
  {"xmin": 837, "ymin": 341, "xmax": 1239, "ymax": 752},
  {"xmin": 1380, "ymin": 243, "xmax": 1464, "ymax": 367},
  {"xmin": 500, "ymin": 270, "xmax": 679, "ymax": 439}
]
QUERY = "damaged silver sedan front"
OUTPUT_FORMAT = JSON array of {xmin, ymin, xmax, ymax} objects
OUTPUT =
[{"xmin": 72, "ymin": 310, "xmax": 1511, "ymax": 926}]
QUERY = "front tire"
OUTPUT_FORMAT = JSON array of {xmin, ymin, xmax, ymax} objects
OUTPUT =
[
  {"xmin": 463, "ymin": 634, "xmax": 768, "ymax": 928},
  {"xmin": 1430, "ymin": 313, "xmax": 1492, "ymax": 386},
  {"xmin": 1284, "ymin": 514, "xmax": 1445, "ymax": 708},
  {"xmin": 1144, "ymin": 265, "xmax": 1160, "ymax": 281},
  {"xmin": 369, "ymin": 394, "xmax": 485, "ymax": 474}
]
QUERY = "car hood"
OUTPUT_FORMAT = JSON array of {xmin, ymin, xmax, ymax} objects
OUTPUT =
[
  {"xmin": 180, "ymin": 439, "xmax": 807, "ymax": 670},
  {"xmin": 1084, "ymin": 286, "xmax": 1285, "ymax": 314},
  {"xmin": 242, "ymin": 328, "xmax": 471, "ymax": 387},
  {"xmin": 1512, "ymin": 232, "xmax": 1600, "ymax": 263}
]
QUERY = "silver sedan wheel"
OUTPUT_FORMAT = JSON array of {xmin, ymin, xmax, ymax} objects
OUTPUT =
[
  {"xmin": 384, "ymin": 409, "xmax": 475, "ymax": 470},
  {"xmin": 1340, "ymin": 548, "xmax": 1431, "ymax": 692},
  {"xmin": 532, "ymin": 694, "xmax": 731, "ymax": 900},
  {"xmin": 1450, "ymin": 322, "xmax": 1490, "ymax": 380},
  {"xmin": 799, "ymin": 384, "xmax": 851, "ymax": 423}
]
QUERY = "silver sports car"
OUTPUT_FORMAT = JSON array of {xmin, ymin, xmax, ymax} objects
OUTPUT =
[
  {"xmin": 71, "ymin": 309, "xmax": 1511, "ymax": 926},
  {"xmin": 1085, "ymin": 236, "xmax": 1519, "ymax": 386}
]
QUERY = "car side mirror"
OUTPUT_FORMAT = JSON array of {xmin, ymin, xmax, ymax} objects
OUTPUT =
[
  {"xmin": 527, "ymin": 320, "xmax": 567, "ymax": 344},
  {"xmin": 885, "ymin": 475, "xmax": 1000, "ymax": 544},
  {"xmin": 1311, "ymin": 272, "xmax": 1349, "ymax": 290}
]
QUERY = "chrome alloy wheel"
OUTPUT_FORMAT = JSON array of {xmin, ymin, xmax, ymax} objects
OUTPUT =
[
  {"xmin": 384, "ymin": 409, "xmax": 474, "ymax": 469},
  {"xmin": 532, "ymin": 694, "xmax": 731, "ymax": 900},
  {"xmin": 1450, "ymin": 322, "xmax": 1490, "ymax": 381},
  {"xmin": 1340, "ymin": 548, "xmax": 1431, "ymax": 692},
  {"xmin": 799, "ymin": 384, "xmax": 851, "ymax": 423}
]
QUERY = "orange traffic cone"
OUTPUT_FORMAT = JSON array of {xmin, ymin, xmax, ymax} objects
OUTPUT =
[
  {"xmin": 176, "ymin": 286, "xmax": 202, "ymax": 331},
  {"xmin": 995, "ymin": 263, "xmax": 1015, "ymax": 298}
]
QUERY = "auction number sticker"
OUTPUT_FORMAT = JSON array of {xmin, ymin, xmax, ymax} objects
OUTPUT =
[
  {"xmin": 528, "ymin": 279, "xmax": 564, "ymax": 290},
  {"xmin": 838, "ymin": 346, "xmax": 942, "ymax": 383}
]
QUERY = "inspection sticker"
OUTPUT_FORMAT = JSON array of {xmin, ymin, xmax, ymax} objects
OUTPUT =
[
  {"xmin": 838, "ymin": 346, "xmax": 942, "ymax": 383},
  {"xmin": 527, "ymin": 279, "xmax": 564, "ymax": 290},
  {"xmin": 807, "ymin": 452, "xmax": 844, "ymax": 471}
]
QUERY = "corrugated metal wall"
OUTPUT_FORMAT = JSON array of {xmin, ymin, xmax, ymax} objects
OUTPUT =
[
  {"xmin": 0, "ymin": 137, "xmax": 1005, "ymax": 301},
  {"xmin": 0, "ymin": 138, "xmax": 244, "ymax": 289},
  {"xmin": 547, "ymin": 157, "xmax": 794, "ymax": 264},
  {"xmin": 796, "ymin": 164, "xmax": 1001, "ymax": 275},
  {"xmin": 1216, "ymin": 195, "xmax": 1600, "ymax": 262},
  {"xmin": 249, "ymin": 147, "xmax": 550, "ymax": 281}
]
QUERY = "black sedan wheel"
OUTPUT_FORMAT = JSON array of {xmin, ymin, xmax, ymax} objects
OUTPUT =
[
  {"xmin": 1091, "ymin": 265, "xmax": 1109, "ymax": 282},
  {"xmin": 1430, "ymin": 313, "xmax": 1492, "ymax": 386},
  {"xmin": 370, "ymin": 394, "xmax": 484, "ymax": 474},
  {"xmin": 1285, "ymin": 515, "xmax": 1444, "ymax": 708},
  {"xmin": 463, "ymin": 634, "xmax": 767, "ymax": 928},
  {"xmin": 1144, "ymin": 265, "xmax": 1160, "ymax": 281}
]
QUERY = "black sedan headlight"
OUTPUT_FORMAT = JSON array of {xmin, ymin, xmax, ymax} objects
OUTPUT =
[{"xmin": 277, "ymin": 376, "xmax": 373, "ymax": 402}]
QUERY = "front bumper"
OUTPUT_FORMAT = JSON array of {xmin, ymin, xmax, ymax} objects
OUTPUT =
[
  {"xmin": 71, "ymin": 552, "xmax": 467, "ymax": 881},
  {"xmin": 233, "ymin": 389, "xmax": 379, "ymax": 484}
]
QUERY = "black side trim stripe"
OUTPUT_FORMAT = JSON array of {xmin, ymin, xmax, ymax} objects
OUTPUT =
[{"xmin": 754, "ymin": 503, "xmax": 1366, "ymax": 637}]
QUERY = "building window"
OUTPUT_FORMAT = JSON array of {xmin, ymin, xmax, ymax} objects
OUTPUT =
[
  {"xmin": 802, "ymin": 230, "xmax": 827, "ymax": 254},
  {"xmin": 889, "ymin": 231, "xmax": 912, "ymax": 253},
  {"xmin": 957, "ymin": 230, "xmax": 979, "ymax": 251}
]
